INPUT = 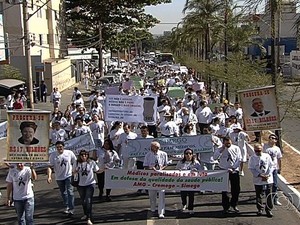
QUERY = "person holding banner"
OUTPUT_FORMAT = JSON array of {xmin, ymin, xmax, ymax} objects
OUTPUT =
[
  {"xmin": 96, "ymin": 139, "xmax": 120, "ymax": 201},
  {"xmin": 47, "ymin": 141, "xmax": 77, "ymax": 216},
  {"xmin": 143, "ymin": 141, "xmax": 168, "ymax": 219},
  {"xmin": 213, "ymin": 137, "xmax": 242, "ymax": 215},
  {"xmin": 176, "ymin": 148, "xmax": 202, "ymax": 215},
  {"xmin": 6, "ymin": 163, "xmax": 37, "ymax": 225}
]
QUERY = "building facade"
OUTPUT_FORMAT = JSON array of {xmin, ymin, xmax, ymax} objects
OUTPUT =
[{"xmin": 1, "ymin": 0, "xmax": 75, "ymax": 92}]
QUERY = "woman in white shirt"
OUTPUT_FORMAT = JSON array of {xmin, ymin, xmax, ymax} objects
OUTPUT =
[
  {"xmin": 74, "ymin": 150, "xmax": 101, "ymax": 225},
  {"xmin": 175, "ymin": 148, "xmax": 202, "ymax": 214},
  {"xmin": 96, "ymin": 139, "xmax": 120, "ymax": 202}
]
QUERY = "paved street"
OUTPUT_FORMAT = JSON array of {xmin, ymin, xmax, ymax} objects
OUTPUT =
[{"xmin": 0, "ymin": 83, "xmax": 300, "ymax": 224}]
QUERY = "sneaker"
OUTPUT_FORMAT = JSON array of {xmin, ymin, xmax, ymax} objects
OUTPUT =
[
  {"xmin": 240, "ymin": 171, "xmax": 244, "ymax": 177},
  {"xmin": 188, "ymin": 210, "xmax": 194, "ymax": 215},
  {"xmin": 81, "ymin": 215, "xmax": 87, "ymax": 220},
  {"xmin": 87, "ymin": 219, "xmax": 93, "ymax": 225},
  {"xmin": 158, "ymin": 214, "xmax": 164, "ymax": 219},
  {"xmin": 182, "ymin": 205, "xmax": 187, "ymax": 211},
  {"xmin": 68, "ymin": 209, "xmax": 74, "ymax": 216},
  {"xmin": 266, "ymin": 210, "xmax": 273, "ymax": 218},
  {"xmin": 257, "ymin": 210, "xmax": 263, "ymax": 216},
  {"xmin": 231, "ymin": 206, "xmax": 240, "ymax": 213},
  {"xmin": 63, "ymin": 208, "xmax": 69, "ymax": 214},
  {"xmin": 106, "ymin": 195, "xmax": 112, "ymax": 202},
  {"xmin": 274, "ymin": 201, "xmax": 282, "ymax": 206}
]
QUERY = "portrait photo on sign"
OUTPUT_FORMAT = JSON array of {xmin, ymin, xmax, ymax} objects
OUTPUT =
[
  {"xmin": 238, "ymin": 86, "xmax": 280, "ymax": 131},
  {"xmin": 7, "ymin": 111, "xmax": 50, "ymax": 162}
]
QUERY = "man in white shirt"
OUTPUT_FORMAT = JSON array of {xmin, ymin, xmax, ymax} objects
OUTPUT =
[
  {"xmin": 6, "ymin": 163, "xmax": 37, "ymax": 224},
  {"xmin": 89, "ymin": 114, "xmax": 106, "ymax": 148},
  {"xmin": 71, "ymin": 117, "xmax": 92, "ymax": 138},
  {"xmin": 159, "ymin": 113, "xmax": 179, "ymax": 137},
  {"xmin": 116, "ymin": 123, "xmax": 137, "ymax": 169},
  {"xmin": 143, "ymin": 141, "xmax": 168, "ymax": 219},
  {"xmin": 195, "ymin": 100, "xmax": 213, "ymax": 134},
  {"xmin": 249, "ymin": 143, "xmax": 274, "ymax": 217},
  {"xmin": 47, "ymin": 141, "xmax": 77, "ymax": 215},
  {"xmin": 214, "ymin": 137, "xmax": 242, "ymax": 214},
  {"xmin": 50, "ymin": 121, "xmax": 68, "ymax": 145},
  {"xmin": 263, "ymin": 134, "xmax": 282, "ymax": 206}
]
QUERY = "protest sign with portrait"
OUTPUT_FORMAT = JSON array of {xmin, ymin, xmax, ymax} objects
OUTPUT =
[
  {"xmin": 238, "ymin": 86, "xmax": 280, "ymax": 131},
  {"xmin": 6, "ymin": 111, "xmax": 50, "ymax": 162}
]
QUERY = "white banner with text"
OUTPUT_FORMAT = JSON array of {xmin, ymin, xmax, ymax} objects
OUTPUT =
[
  {"xmin": 127, "ymin": 135, "xmax": 213, "ymax": 157},
  {"xmin": 105, "ymin": 169, "xmax": 229, "ymax": 192},
  {"xmin": 105, "ymin": 95, "xmax": 158, "ymax": 123}
]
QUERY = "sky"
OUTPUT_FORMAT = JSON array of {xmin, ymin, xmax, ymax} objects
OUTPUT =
[
  {"xmin": 145, "ymin": 0, "xmax": 186, "ymax": 35},
  {"xmin": 145, "ymin": 0, "xmax": 266, "ymax": 35}
]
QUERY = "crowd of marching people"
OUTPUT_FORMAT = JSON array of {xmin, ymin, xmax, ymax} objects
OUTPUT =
[{"xmin": 4, "ymin": 63, "xmax": 282, "ymax": 224}]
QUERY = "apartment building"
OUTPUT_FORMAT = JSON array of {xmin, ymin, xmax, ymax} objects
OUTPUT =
[{"xmin": 1, "ymin": 0, "xmax": 75, "ymax": 92}]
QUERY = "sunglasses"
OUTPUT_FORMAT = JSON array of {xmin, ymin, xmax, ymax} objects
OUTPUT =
[
  {"xmin": 269, "ymin": 137, "xmax": 277, "ymax": 140},
  {"xmin": 185, "ymin": 152, "xmax": 193, "ymax": 155},
  {"xmin": 80, "ymin": 154, "xmax": 88, "ymax": 156}
]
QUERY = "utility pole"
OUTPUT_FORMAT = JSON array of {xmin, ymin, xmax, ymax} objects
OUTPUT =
[
  {"xmin": 23, "ymin": 0, "xmax": 34, "ymax": 109},
  {"xmin": 270, "ymin": 0, "xmax": 282, "ymax": 149}
]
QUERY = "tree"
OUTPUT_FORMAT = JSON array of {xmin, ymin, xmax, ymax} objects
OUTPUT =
[
  {"xmin": 65, "ymin": 0, "xmax": 171, "ymax": 75},
  {"xmin": 0, "ymin": 65, "xmax": 24, "ymax": 81}
]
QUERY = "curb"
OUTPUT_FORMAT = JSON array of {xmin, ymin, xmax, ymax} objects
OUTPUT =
[{"xmin": 278, "ymin": 174, "xmax": 300, "ymax": 211}]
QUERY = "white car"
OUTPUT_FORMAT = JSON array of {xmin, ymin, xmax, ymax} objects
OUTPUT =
[{"xmin": 180, "ymin": 66, "xmax": 188, "ymax": 74}]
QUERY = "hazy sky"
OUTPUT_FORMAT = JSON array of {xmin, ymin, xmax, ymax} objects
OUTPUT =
[
  {"xmin": 145, "ymin": 0, "xmax": 186, "ymax": 35},
  {"xmin": 145, "ymin": 0, "xmax": 265, "ymax": 35}
]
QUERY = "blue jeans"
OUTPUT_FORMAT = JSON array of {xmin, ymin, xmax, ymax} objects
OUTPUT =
[
  {"xmin": 77, "ymin": 184, "xmax": 95, "ymax": 219},
  {"xmin": 56, "ymin": 177, "xmax": 74, "ymax": 210},
  {"xmin": 272, "ymin": 169, "xmax": 279, "ymax": 201},
  {"xmin": 14, "ymin": 197, "xmax": 34, "ymax": 225}
]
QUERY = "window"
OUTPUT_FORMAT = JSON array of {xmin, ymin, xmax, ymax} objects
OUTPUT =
[{"xmin": 37, "ymin": 6, "xmax": 42, "ymax": 18}]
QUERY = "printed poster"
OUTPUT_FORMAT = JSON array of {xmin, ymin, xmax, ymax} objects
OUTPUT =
[
  {"xmin": 126, "ymin": 135, "xmax": 213, "ymax": 158},
  {"xmin": 105, "ymin": 95, "xmax": 158, "ymax": 123},
  {"xmin": 105, "ymin": 169, "xmax": 229, "ymax": 192},
  {"xmin": 7, "ymin": 111, "xmax": 50, "ymax": 162},
  {"xmin": 238, "ymin": 86, "xmax": 280, "ymax": 131}
]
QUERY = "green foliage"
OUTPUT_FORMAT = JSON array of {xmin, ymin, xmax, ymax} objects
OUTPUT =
[
  {"xmin": 0, "ymin": 65, "xmax": 24, "ymax": 81},
  {"xmin": 65, "ymin": 0, "xmax": 171, "ymax": 50},
  {"xmin": 178, "ymin": 53, "xmax": 272, "ymax": 95}
]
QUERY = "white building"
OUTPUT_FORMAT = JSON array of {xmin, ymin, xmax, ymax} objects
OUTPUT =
[{"xmin": 1, "ymin": 0, "xmax": 76, "ymax": 92}]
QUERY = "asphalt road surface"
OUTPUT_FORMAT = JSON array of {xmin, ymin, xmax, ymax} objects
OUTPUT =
[{"xmin": 1, "ymin": 83, "xmax": 300, "ymax": 225}]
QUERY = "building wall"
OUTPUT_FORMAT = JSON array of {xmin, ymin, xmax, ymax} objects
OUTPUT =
[{"xmin": 44, "ymin": 58, "xmax": 74, "ymax": 92}]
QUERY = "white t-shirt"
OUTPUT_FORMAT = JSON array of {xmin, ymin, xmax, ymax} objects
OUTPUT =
[
  {"xmin": 49, "ymin": 150, "xmax": 77, "ymax": 180},
  {"xmin": 6, "ymin": 166, "xmax": 34, "ymax": 200},
  {"xmin": 159, "ymin": 121, "xmax": 179, "ymax": 136},
  {"xmin": 74, "ymin": 160, "xmax": 99, "ymax": 186},
  {"xmin": 74, "ymin": 125, "xmax": 91, "ymax": 137},
  {"xmin": 50, "ymin": 128, "xmax": 68, "ymax": 144},
  {"xmin": 143, "ymin": 150, "xmax": 168, "ymax": 169},
  {"xmin": 117, "ymin": 132, "xmax": 138, "ymax": 158},
  {"xmin": 90, "ymin": 120, "xmax": 105, "ymax": 143},
  {"xmin": 263, "ymin": 143, "xmax": 282, "ymax": 170},
  {"xmin": 97, "ymin": 149, "xmax": 120, "ymax": 170}
]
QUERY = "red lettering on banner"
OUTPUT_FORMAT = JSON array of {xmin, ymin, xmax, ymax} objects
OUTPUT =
[{"xmin": 11, "ymin": 115, "xmax": 45, "ymax": 121}]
